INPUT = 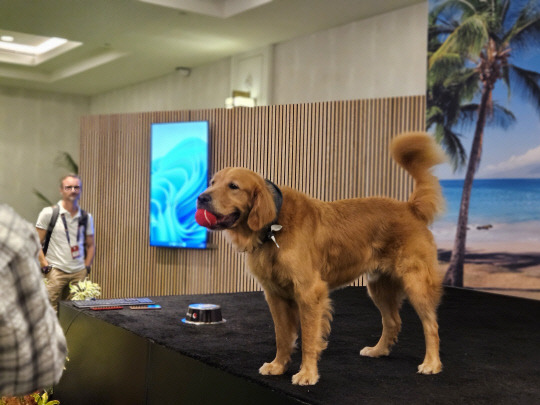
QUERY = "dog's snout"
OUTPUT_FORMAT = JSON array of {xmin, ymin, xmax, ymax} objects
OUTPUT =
[{"xmin": 197, "ymin": 193, "xmax": 211, "ymax": 206}]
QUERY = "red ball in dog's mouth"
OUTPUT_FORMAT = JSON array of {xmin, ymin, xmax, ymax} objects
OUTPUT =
[{"xmin": 195, "ymin": 209, "xmax": 218, "ymax": 228}]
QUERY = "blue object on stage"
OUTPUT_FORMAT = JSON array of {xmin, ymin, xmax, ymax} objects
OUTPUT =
[{"xmin": 73, "ymin": 297, "xmax": 154, "ymax": 308}]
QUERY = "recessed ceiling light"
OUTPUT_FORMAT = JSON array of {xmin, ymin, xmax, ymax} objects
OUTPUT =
[
  {"xmin": 0, "ymin": 37, "xmax": 68, "ymax": 55},
  {"xmin": 0, "ymin": 29, "xmax": 81, "ymax": 66},
  {"xmin": 138, "ymin": 0, "xmax": 273, "ymax": 18}
]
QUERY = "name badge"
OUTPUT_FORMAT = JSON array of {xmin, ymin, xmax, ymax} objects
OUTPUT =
[{"xmin": 71, "ymin": 245, "xmax": 81, "ymax": 259}]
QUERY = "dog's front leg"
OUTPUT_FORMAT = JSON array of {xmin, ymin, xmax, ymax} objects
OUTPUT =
[
  {"xmin": 292, "ymin": 282, "xmax": 332, "ymax": 385},
  {"xmin": 259, "ymin": 291, "xmax": 299, "ymax": 377}
]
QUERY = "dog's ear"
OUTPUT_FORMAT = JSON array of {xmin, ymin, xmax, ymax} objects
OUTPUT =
[{"xmin": 247, "ymin": 185, "xmax": 276, "ymax": 231}]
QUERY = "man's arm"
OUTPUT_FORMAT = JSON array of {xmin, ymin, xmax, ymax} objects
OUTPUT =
[
  {"xmin": 85, "ymin": 234, "xmax": 95, "ymax": 268},
  {"xmin": 35, "ymin": 227, "xmax": 48, "ymax": 268}
]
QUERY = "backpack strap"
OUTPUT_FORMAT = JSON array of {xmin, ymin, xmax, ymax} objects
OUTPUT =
[
  {"xmin": 79, "ymin": 209, "xmax": 88, "ymax": 258},
  {"xmin": 42, "ymin": 204, "xmax": 60, "ymax": 255},
  {"xmin": 79, "ymin": 209, "xmax": 88, "ymax": 230}
]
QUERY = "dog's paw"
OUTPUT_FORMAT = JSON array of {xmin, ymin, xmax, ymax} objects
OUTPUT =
[
  {"xmin": 360, "ymin": 346, "xmax": 390, "ymax": 358},
  {"xmin": 259, "ymin": 361, "xmax": 287, "ymax": 376},
  {"xmin": 292, "ymin": 369, "xmax": 319, "ymax": 385},
  {"xmin": 417, "ymin": 360, "xmax": 442, "ymax": 375}
]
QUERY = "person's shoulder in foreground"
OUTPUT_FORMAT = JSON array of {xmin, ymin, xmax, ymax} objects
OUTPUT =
[{"xmin": 0, "ymin": 203, "xmax": 68, "ymax": 397}]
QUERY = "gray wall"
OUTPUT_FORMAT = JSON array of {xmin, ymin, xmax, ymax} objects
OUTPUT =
[
  {"xmin": 0, "ymin": 2, "xmax": 427, "ymax": 221},
  {"xmin": 89, "ymin": 58, "xmax": 231, "ymax": 114},
  {"xmin": 0, "ymin": 87, "xmax": 89, "ymax": 221},
  {"xmin": 273, "ymin": 3, "xmax": 426, "ymax": 104}
]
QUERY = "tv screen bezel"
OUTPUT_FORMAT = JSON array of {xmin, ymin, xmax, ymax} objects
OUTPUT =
[{"xmin": 149, "ymin": 120, "xmax": 210, "ymax": 249}]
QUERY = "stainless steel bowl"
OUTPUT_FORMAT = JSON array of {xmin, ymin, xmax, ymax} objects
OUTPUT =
[{"xmin": 182, "ymin": 303, "xmax": 226, "ymax": 325}]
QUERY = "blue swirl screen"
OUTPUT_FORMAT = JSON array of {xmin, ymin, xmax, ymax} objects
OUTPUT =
[{"xmin": 150, "ymin": 121, "xmax": 209, "ymax": 248}]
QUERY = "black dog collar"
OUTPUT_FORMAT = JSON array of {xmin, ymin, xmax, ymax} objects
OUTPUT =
[
  {"xmin": 265, "ymin": 179, "xmax": 282, "ymax": 219},
  {"xmin": 264, "ymin": 179, "xmax": 283, "ymax": 247}
]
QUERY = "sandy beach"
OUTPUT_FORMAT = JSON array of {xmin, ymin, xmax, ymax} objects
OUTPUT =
[{"xmin": 437, "ymin": 239, "xmax": 540, "ymax": 301}]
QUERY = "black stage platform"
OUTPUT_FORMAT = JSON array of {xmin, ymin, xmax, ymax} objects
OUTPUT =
[{"xmin": 57, "ymin": 287, "xmax": 540, "ymax": 404}]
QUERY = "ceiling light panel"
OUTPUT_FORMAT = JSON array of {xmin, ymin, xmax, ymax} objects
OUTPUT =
[
  {"xmin": 0, "ymin": 29, "xmax": 82, "ymax": 66},
  {"xmin": 138, "ymin": 0, "xmax": 273, "ymax": 18}
]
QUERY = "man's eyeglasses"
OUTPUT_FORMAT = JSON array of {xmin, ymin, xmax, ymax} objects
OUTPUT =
[{"xmin": 64, "ymin": 185, "xmax": 81, "ymax": 191}]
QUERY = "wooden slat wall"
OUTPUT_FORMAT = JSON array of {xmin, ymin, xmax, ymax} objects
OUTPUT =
[{"xmin": 80, "ymin": 96, "xmax": 425, "ymax": 298}]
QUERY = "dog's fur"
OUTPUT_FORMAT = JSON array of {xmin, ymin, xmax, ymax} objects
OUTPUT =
[{"xmin": 197, "ymin": 132, "xmax": 446, "ymax": 385}]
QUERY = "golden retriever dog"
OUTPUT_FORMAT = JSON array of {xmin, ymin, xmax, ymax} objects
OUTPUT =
[{"xmin": 196, "ymin": 132, "xmax": 445, "ymax": 385}]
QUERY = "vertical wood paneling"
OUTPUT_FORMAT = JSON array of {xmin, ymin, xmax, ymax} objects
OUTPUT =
[{"xmin": 80, "ymin": 96, "xmax": 426, "ymax": 298}]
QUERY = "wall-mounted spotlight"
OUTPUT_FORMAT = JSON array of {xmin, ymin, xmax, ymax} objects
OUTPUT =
[{"xmin": 225, "ymin": 90, "xmax": 256, "ymax": 109}]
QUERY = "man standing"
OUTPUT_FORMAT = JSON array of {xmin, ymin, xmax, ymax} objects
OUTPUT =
[{"xmin": 36, "ymin": 174, "xmax": 95, "ymax": 311}]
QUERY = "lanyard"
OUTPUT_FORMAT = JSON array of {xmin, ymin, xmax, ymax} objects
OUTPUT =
[{"xmin": 60, "ymin": 213, "xmax": 83, "ymax": 247}]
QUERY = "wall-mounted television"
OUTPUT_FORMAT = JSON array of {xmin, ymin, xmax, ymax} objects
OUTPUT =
[{"xmin": 149, "ymin": 121, "xmax": 209, "ymax": 249}]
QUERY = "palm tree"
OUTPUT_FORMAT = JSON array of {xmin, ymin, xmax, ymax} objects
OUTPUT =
[
  {"xmin": 34, "ymin": 151, "xmax": 79, "ymax": 206},
  {"xmin": 428, "ymin": 0, "xmax": 540, "ymax": 286}
]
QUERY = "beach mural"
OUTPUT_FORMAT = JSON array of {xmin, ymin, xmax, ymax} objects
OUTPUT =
[{"xmin": 427, "ymin": 0, "xmax": 540, "ymax": 300}]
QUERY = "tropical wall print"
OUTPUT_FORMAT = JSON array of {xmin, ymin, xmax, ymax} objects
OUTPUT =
[{"xmin": 427, "ymin": 0, "xmax": 540, "ymax": 300}]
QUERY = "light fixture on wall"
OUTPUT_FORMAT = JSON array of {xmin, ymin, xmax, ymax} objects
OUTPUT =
[
  {"xmin": 175, "ymin": 66, "xmax": 191, "ymax": 77},
  {"xmin": 225, "ymin": 90, "xmax": 256, "ymax": 108}
]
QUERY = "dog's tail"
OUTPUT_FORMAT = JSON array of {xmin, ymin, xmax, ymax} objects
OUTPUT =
[{"xmin": 391, "ymin": 132, "xmax": 446, "ymax": 224}]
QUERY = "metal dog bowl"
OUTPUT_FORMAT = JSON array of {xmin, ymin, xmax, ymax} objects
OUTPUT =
[{"xmin": 182, "ymin": 303, "xmax": 226, "ymax": 325}]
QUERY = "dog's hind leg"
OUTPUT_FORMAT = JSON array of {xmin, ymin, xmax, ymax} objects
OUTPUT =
[
  {"xmin": 361, "ymin": 272, "xmax": 405, "ymax": 358},
  {"xmin": 259, "ymin": 291, "xmax": 299, "ymax": 377},
  {"xmin": 401, "ymin": 262, "xmax": 443, "ymax": 374}
]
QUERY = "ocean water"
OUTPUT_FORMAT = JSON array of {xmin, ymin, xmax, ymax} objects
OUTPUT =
[
  {"xmin": 438, "ymin": 178, "xmax": 540, "ymax": 224},
  {"xmin": 432, "ymin": 178, "xmax": 540, "ymax": 245}
]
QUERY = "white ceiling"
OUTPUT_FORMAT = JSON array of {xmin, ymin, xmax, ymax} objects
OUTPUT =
[{"xmin": 0, "ymin": 0, "xmax": 423, "ymax": 96}]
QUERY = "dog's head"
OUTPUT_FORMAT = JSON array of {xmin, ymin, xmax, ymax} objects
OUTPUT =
[{"xmin": 197, "ymin": 167, "xmax": 278, "ymax": 232}]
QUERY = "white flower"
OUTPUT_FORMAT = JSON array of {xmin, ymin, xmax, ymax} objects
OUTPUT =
[{"xmin": 69, "ymin": 278, "xmax": 101, "ymax": 301}]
